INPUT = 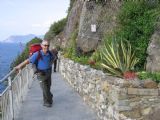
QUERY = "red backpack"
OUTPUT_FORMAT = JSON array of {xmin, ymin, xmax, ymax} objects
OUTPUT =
[
  {"xmin": 29, "ymin": 43, "xmax": 42, "ymax": 56},
  {"xmin": 29, "ymin": 43, "xmax": 42, "ymax": 73}
]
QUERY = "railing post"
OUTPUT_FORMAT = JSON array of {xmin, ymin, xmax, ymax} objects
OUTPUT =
[
  {"xmin": 19, "ymin": 70, "xmax": 23, "ymax": 102},
  {"xmin": 8, "ymin": 76, "xmax": 14, "ymax": 120},
  {"xmin": 26, "ymin": 66, "xmax": 29, "ymax": 88}
]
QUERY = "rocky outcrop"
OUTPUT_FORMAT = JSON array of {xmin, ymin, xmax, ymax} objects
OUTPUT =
[
  {"xmin": 60, "ymin": 0, "xmax": 121, "ymax": 51},
  {"xmin": 63, "ymin": 0, "xmax": 84, "ymax": 47},
  {"xmin": 77, "ymin": 0, "xmax": 121, "ymax": 52},
  {"xmin": 146, "ymin": 28, "xmax": 160, "ymax": 72}
]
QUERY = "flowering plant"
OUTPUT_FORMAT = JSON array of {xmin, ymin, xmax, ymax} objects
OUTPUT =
[{"xmin": 123, "ymin": 71, "xmax": 137, "ymax": 80}]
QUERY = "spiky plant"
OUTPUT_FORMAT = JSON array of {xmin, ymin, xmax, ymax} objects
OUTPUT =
[{"xmin": 101, "ymin": 38, "xmax": 139, "ymax": 78}]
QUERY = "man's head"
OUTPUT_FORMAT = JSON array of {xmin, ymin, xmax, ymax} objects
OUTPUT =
[{"xmin": 41, "ymin": 40, "xmax": 50, "ymax": 53}]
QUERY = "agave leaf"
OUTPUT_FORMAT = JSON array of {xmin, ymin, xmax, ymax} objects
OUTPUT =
[
  {"xmin": 109, "ymin": 44, "xmax": 119, "ymax": 67},
  {"xmin": 120, "ymin": 40, "xmax": 127, "ymax": 71},
  {"xmin": 103, "ymin": 45, "xmax": 118, "ymax": 68},
  {"xmin": 101, "ymin": 63, "xmax": 122, "ymax": 77},
  {"xmin": 116, "ymin": 45, "xmax": 122, "ymax": 70},
  {"xmin": 102, "ymin": 49, "xmax": 113, "ymax": 64},
  {"xmin": 101, "ymin": 38, "xmax": 140, "ymax": 77}
]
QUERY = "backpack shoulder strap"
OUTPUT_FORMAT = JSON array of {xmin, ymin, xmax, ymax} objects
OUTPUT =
[
  {"xmin": 48, "ymin": 50, "xmax": 53, "ymax": 56},
  {"xmin": 37, "ymin": 50, "xmax": 42, "ymax": 60},
  {"xmin": 48, "ymin": 50, "xmax": 54, "ymax": 61},
  {"xmin": 34, "ymin": 50, "xmax": 42, "ymax": 67}
]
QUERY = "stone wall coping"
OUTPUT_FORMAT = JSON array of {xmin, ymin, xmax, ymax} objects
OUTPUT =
[{"xmin": 127, "ymin": 88, "xmax": 159, "ymax": 96}]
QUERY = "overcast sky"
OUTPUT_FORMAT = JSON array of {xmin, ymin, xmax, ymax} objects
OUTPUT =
[{"xmin": 0, "ymin": 0, "xmax": 69, "ymax": 41}]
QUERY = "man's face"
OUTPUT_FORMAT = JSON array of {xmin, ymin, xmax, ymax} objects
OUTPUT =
[{"xmin": 41, "ymin": 41, "xmax": 50, "ymax": 52}]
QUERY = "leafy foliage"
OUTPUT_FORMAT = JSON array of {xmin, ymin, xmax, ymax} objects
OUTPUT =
[
  {"xmin": 64, "ymin": 29, "xmax": 78, "ymax": 58},
  {"xmin": 101, "ymin": 38, "xmax": 139, "ymax": 77},
  {"xmin": 44, "ymin": 18, "xmax": 67, "ymax": 40},
  {"xmin": 117, "ymin": 1, "xmax": 160, "ymax": 69},
  {"xmin": 10, "ymin": 37, "xmax": 42, "ymax": 69},
  {"xmin": 63, "ymin": 29, "xmax": 95, "ymax": 66},
  {"xmin": 137, "ymin": 71, "xmax": 160, "ymax": 83},
  {"xmin": 89, "ymin": 49, "xmax": 101, "ymax": 63}
]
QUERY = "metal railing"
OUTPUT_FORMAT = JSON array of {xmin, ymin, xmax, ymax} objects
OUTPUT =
[{"xmin": 0, "ymin": 64, "xmax": 34, "ymax": 120}]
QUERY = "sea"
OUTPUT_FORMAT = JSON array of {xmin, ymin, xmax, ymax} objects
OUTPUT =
[{"xmin": 0, "ymin": 42, "xmax": 22, "ymax": 92}]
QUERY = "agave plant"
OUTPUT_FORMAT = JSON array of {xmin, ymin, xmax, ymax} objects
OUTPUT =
[{"xmin": 101, "ymin": 38, "xmax": 139, "ymax": 78}]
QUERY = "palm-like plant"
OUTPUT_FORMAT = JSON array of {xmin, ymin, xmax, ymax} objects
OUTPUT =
[{"xmin": 101, "ymin": 38, "xmax": 139, "ymax": 78}]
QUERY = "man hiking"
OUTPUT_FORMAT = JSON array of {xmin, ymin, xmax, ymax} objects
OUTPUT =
[
  {"xmin": 51, "ymin": 47, "xmax": 58, "ymax": 72},
  {"xmin": 15, "ymin": 40, "xmax": 55, "ymax": 107}
]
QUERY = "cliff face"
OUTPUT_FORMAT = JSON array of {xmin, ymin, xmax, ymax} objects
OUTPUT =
[
  {"xmin": 62, "ymin": 0, "xmax": 121, "ymax": 52},
  {"xmin": 49, "ymin": 0, "xmax": 83, "ymax": 49},
  {"xmin": 65, "ymin": 1, "xmax": 84, "ymax": 40},
  {"xmin": 146, "ymin": 27, "xmax": 160, "ymax": 72},
  {"xmin": 63, "ymin": 0, "xmax": 84, "ymax": 47},
  {"xmin": 77, "ymin": 1, "xmax": 121, "ymax": 52}
]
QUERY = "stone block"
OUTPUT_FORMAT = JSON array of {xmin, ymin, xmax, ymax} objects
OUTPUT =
[
  {"xmin": 121, "ymin": 107, "xmax": 141, "ymax": 118},
  {"xmin": 141, "ymin": 107, "xmax": 152, "ymax": 115},
  {"xmin": 128, "ymin": 88, "xmax": 159, "ymax": 96},
  {"xmin": 118, "ymin": 106, "xmax": 132, "ymax": 111},
  {"xmin": 143, "ymin": 79, "xmax": 158, "ymax": 88},
  {"xmin": 117, "ymin": 100, "xmax": 130, "ymax": 106},
  {"xmin": 102, "ymin": 81, "xmax": 110, "ymax": 92}
]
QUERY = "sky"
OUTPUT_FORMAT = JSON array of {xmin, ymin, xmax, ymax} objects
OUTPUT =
[{"xmin": 0, "ymin": 0, "xmax": 70, "ymax": 41}]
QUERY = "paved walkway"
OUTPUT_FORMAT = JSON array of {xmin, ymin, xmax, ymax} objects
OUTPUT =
[{"xmin": 15, "ymin": 72, "xmax": 98, "ymax": 120}]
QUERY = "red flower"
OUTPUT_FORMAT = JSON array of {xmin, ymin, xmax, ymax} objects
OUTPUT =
[
  {"xmin": 88, "ymin": 60, "xmax": 96, "ymax": 65},
  {"xmin": 123, "ymin": 71, "xmax": 137, "ymax": 80}
]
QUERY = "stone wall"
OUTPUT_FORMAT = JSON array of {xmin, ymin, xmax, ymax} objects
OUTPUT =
[{"xmin": 59, "ymin": 56, "xmax": 160, "ymax": 120}]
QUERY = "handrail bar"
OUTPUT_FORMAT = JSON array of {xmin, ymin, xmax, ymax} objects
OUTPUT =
[
  {"xmin": 0, "ymin": 85, "xmax": 10, "ymax": 96},
  {"xmin": 0, "ymin": 68, "xmax": 16, "ymax": 83}
]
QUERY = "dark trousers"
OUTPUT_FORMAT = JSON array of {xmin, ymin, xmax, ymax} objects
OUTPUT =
[
  {"xmin": 37, "ymin": 70, "xmax": 53, "ymax": 104},
  {"xmin": 54, "ymin": 60, "xmax": 57, "ymax": 71}
]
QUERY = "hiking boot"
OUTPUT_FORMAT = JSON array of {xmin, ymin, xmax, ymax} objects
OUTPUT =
[{"xmin": 43, "ymin": 103, "xmax": 52, "ymax": 107}]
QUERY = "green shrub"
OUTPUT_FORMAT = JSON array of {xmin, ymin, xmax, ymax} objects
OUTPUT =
[
  {"xmin": 89, "ymin": 48, "xmax": 101, "ymax": 63},
  {"xmin": 64, "ymin": 29, "xmax": 78, "ymax": 58},
  {"xmin": 44, "ymin": 18, "xmax": 67, "ymax": 40},
  {"xmin": 137, "ymin": 71, "xmax": 160, "ymax": 83},
  {"xmin": 117, "ymin": 1, "xmax": 160, "ymax": 69},
  {"xmin": 72, "ymin": 56, "xmax": 89, "ymax": 65},
  {"xmin": 101, "ymin": 37, "xmax": 139, "ymax": 77}
]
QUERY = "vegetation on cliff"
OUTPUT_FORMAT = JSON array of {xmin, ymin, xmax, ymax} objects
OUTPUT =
[
  {"xmin": 117, "ymin": 1, "xmax": 160, "ymax": 69},
  {"xmin": 44, "ymin": 18, "xmax": 67, "ymax": 41}
]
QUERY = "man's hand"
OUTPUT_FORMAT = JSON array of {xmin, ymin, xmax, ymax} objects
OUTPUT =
[
  {"xmin": 14, "ymin": 59, "xmax": 29, "ymax": 72},
  {"xmin": 14, "ymin": 65, "xmax": 21, "ymax": 73}
]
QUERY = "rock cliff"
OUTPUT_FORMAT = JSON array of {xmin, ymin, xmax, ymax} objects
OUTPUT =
[
  {"xmin": 62, "ymin": 0, "xmax": 121, "ymax": 52},
  {"xmin": 146, "ymin": 27, "xmax": 160, "ymax": 72}
]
